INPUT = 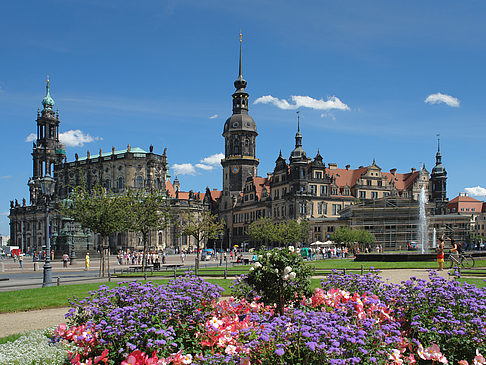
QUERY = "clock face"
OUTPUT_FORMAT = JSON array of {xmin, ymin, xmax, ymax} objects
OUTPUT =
[{"xmin": 232, "ymin": 166, "xmax": 240, "ymax": 174}]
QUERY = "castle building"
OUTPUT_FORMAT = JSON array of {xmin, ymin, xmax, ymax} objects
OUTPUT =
[{"xmin": 219, "ymin": 40, "xmax": 448, "ymax": 250}]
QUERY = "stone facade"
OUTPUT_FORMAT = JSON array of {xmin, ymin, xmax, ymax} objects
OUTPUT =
[
  {"xmin": 219, "ymin": 42, "xmax": 448, "ymax": 249},
  {"xmin": 9, "ymin": 80, "xmax": 211, "ymax": 257}
]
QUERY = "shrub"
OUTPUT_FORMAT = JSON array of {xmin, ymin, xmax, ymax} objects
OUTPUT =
[{"xmin": 232, "ymin": 247, "xmax": 312, "ymax": 315}]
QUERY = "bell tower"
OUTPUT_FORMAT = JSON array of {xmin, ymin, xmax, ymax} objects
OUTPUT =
[
  {"xmin": 221, "ymin": 34, "xmax": 259, "ymax": 211},
  {"xmin": 430, "ymin": 135, "xmax": 448, "ymax": 215},
  {"xmin": 29, "ymin": 77, "xmax": 66, "ymax": 204}
]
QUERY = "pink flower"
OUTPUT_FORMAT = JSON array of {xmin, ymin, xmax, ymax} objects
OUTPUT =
[
  {"xmin": 474, "ymin": 350, "xmax": 486, "ymax": 365},
  {"xmin": 459, "ymin": 361, "xmax": 469, "ymax": 365}
]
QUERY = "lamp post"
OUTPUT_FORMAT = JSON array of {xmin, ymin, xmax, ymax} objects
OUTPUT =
[{"xmin": 40, "ymin": 174, "xmax": 56, "ymax": 287}]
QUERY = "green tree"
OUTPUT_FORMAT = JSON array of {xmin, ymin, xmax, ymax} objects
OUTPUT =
[
  {"xmin": 61, "ymin": 184, "xmax": 128, "ymax": 277},
  {"xmin": 248, "ymin": 218, "xmax": 278, "ymax": 246},
  {"xmin": 330, "ymin": 226, "xmax": 355, "ymax": 245},
  {"xmin": 249, "ymin": 218, "xmax": 310, "ymax": 248},
  {"xmin": 125, "ymin": 189, "xmax": 170, "ymax": 271},
  {"xmin": 180, "ymin": 211, "xmax": 224, "ymax": 274}
]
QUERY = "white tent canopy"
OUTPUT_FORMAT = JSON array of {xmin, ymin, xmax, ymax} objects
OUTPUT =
[{"xmin": 310, "ymin": 240, "xmax": 335, "ymax": 247}]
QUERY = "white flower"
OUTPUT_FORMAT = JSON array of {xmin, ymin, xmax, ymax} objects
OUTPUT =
[
  {"xmin": 249, "ymin": 267, "xmax": 254, "ymax": 272},
  {"xmin": 289, "ymin": 272, "xmax": 297, "ymax": 280},
  {"xmin": 266, "ymin": 253, "xmax": 272, "ymax": 257},
  {"xmin": 254, "ymin": 262, "xmax": 262, "ymax": 269},
  {"xmin": 284, "ymin": 266, "xmax": 293, "ymax": 275},
  {"xmin": 288, "ymin": 246, "xmax": 295, "ymax": 252},
  {"xmin": 282, "ymin": 274, "xmax": 290, "ymax": 281},
  {"xmin": 275, "ymin": 268, "xmax": 279, "ymax": 274},
  {"xmin": 182, "ymin": 353, "xmax": 193, "ymax": 364}
]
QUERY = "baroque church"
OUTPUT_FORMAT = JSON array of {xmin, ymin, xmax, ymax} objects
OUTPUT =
[
  {"xmin": 9, "ymin": 40, "xmax": 449, "ymax": 255},
  {"xmin": 9, "ymin": 79, "xmax": 215, "ymax": 258}
]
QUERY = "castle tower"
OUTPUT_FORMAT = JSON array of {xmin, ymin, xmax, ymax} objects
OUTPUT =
[
  {"xmin": 29, "ymin": 77, "xmax": 66, "ymax": 204},
  {"xmin": 221, "ymin": 34, "xmax": 259, "ymax": 210},
  {"xmin": 430, "ymin": 136, "xmax": 448, "ymax": 214}
]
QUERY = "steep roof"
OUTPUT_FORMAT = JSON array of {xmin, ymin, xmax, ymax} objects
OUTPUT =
[
  {"xmin": 252, "ymin": 176, "xmax": 270, "ymax": 200},
  {"xmin": 449, "ymin": 195, "xmax": 483, "ymax": 203},
  {"xmin": 382, "ymin": 171, "xmax": 420, "ymax": 191},
  {"xmin": 325, "ymin": 166, "xmax": 368, "ymax": 188},
  {"xmin": 165, "ymin": 179, "xmax": 205, "ymax": 201}
]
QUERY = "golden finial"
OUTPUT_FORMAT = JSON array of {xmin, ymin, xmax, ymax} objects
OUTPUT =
[
  {"xmin": 239, "ymin": 31, "xmax": 242, "ymax": 43},
  {"xmin": 47, "ymin": 74, "xmax": 50, "ymax": 87}
]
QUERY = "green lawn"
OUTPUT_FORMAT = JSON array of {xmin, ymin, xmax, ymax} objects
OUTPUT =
[{"xmin": 1, "ymin": 258, "xmax": 485, "ymax": 314}]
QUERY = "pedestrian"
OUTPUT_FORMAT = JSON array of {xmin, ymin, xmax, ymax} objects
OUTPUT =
[
  {"xmin": 180, "ymin": 252, "xmax": 185, "ymax": 263},
  {"xmin": 18, "ymin": 254, "xmax": 23, "ymax": 268},
  {"xmin": 85, "ymin": 252, "xmax": 90, "ymax": 271},
  {"xmin": 62, "ymin": 253, "xmax": 69, "ymax": 268},
  {"xmin": 162, "ymin": 253, "xmax": 166, "ymax": 264},
  {"xmin": 437, "ymin": 234, "xmax": 445, "ymax": 271},
  {"xmin": 451, "ymin": 238, "xmax": 459, "ymax": 261}
]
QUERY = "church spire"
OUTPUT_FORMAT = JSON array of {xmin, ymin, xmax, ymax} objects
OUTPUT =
[
  {"xmin": 295, "ymin": 111, "xmax": 302, "ymax": 147},
  {"xmin": 41, "ymin": 75, "xmax": 55, "ymax": 110},
  {"xmin": 232, "ymin": 32, "xmax": 248, "ymax": 114},
  {"xmin": 436, "ymin": 134, "xmax": 442, "ymax": 164}
]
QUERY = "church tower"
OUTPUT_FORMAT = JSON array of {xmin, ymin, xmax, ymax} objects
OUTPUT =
[
  {"xmin": 221, "ymin": 34, "xmax": 259, "ymax": 211},
  {"xmin": 430, "ymin": 136, "xmax": 448, "ymax": 215},
  {"xmin": 29, "ymin": 77, "xmax": 66, "ymax": 205}
]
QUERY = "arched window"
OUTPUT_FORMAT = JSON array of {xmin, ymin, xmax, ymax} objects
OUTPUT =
[
  {"xmin": 136, "ymin": 176, "xmax": 143, "ymax": 188},
  {"xmin": 117, "ymin": 177, "xmax": 125, "ymax": 190},
  {"xmin": 104, "ymin": 179, "xmax": 111, "ymax": 189}
]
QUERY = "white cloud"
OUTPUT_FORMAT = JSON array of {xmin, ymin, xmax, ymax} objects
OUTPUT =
[
  {"xmin": 200, "ymin": 153, "xmax": 224, "ymax": 166},
  {"xmin": 172, "ymin": 163, "xmax": 196, "ymax": 175},
  {"xmin": 464, "ymin": 186, "xmax": 486, "ymax": 197},
  {"xmin": 209, "ymin": 114, "xmax": 219, "ymax": 119},
  {"xmin": 25, "ymin": 133, "xmax": 36, "ymax": 142},
  {"xmin": 195, "ymin": 163, "xmax": 214, "ymax": 171},
  {"xmin": 25, "ymin": 129, "xmax": 102, "ymax": 147},
  {"xmin": 60, "ymin": 130, "xmax": 102, "ymax": 147},
  {"xmin": 425, "ymin": 92, "xmax": 460, "ymax": 107},
  {"xmin": 254, "ymin": 95, "xmax": 350, "ymax": 111},
  {"xmin": 320, "ymin": 112, "xmax": 336, "ymax": 120}
]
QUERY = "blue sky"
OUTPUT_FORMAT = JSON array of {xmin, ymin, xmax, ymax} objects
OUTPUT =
[{"xmin": 1, "ymin": 0, "xmax": 486, "ymax": 235}]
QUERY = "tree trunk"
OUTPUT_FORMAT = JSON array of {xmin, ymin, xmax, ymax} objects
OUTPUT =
[
  {"xmin": 107, "ymin": 246, "xmax": 110, "ymax": 277},
  {"xmin": 99, "ymin": 237, "xmax": 104, "ymax": 278},
  {"xmin": 142, "ymin": 232, "xmax": 148, "ymax": 271},
  {"xmin": 195, "ymin": 237, "xmax": 200, "ymax": 275}
]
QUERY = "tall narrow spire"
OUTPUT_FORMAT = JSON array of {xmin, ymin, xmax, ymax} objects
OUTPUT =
[
  {"xmin": 437, "ymin": 133, "xmax": 440, "ymax": 153},
  {"xmin": 297, "ymin": 110, "xmax": 300, "ymax": 132},
  {"xmin": 295, "ymin": 112, "xmax": 302, "ymax": 148},
  {"xmin": 232, "ymin": 32, "xmax": 249, "ymax": 114},
  {"xmin": 239, "ymin": 31, "xmax": 242, "ymax": 78}
]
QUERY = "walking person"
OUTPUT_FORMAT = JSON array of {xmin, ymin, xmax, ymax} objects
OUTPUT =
[
  {"xmin": 437, "ymin": 234, "xmax": 445, "ymax": 271},
  {"xmin": 62, "ymin": 253, "xmax": 69, "ymax": 268},
  {"xmin": 18, "ymin": 254, "xmax": 23, "ymax": 269},
  {"xmin": 85, "ymin": 252, "xmax": 90, "ymax": 271}
]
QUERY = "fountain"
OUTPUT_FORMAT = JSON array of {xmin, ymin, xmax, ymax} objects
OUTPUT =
[{"xmin": 418, "ymin": 186, "xmax": 428, "ymax": 254}]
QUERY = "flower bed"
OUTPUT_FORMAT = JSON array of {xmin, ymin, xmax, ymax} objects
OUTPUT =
[{"xmin": 51, "ymin": 270, "xmax": 486, "ymax": 364}]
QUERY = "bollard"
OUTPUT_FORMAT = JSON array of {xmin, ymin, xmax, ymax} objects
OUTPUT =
[
  {"xmin": 34, "ymin": 262, "xmax": 39, "ymax": 271},
  {"xmin": 108, "ymin": 272, "xmax": 111, "ymax": 282},
  {"xmin": 144, "ymin": 273, "xmax": 147, "ymax": 281},
  {"xmin": 343, "ymin": 268, "xmax": 346, "ymax": 275},
  {"xmin": 0, "ymin": 262, "xmax": 4, "ymax": 273},
  {"xmin": 361, "ymin": 265, "xmax": 364, "ymax": 275},
  {"xmin": 57, "ymin": 277, "xmax": 60, "ymax": 286},
  {"xmin": 174, "ymin": 267, "xmax": 177, "ymax": 279}
]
